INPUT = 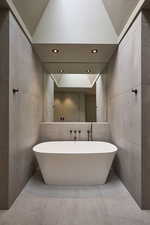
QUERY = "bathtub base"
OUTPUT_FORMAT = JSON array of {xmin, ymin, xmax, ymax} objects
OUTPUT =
[
  {"xmin": 36, "ymin": 154, "xmax": 114, "ymax": 185},
  {"xmin": 33, "ymin": 141, "xmax": 117, "ymax": 186}
]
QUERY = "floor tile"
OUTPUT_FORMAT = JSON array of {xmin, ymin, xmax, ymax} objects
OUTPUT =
[{"xmin": 0, "ymin": 172, "xmax": 150, "ymax": 225}]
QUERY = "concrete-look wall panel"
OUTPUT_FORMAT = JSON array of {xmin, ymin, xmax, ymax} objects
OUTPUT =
[
  {"xmin": 107, "ymin": 15, "xmax": 141, "ymax": 98},
  {"xmin": 106, "ymin": 13, "xmax": 142, "ymax": 207},
  {"xmin": 142, "ymin": 11, "xmax": 150, "ymax": 85},
  {"xmin": 141, "ymin": 11, "xmax": 150, "ymax": 209},
  {"xmin": 43, "ymin": 75, "xmax": 54, "ymax": 122},
  {"xmin": 0, "ymin": 10, "xmax": 9, "ymax": 209},
  {"xmin": 40, "ymin": 122, "xmax": 110, "ymax": 142},
  {"xmin": 96, "ymin": 75, "xmax": 107, "ymax": 122},
  {"xmin": 8, "ymin": 13, "xmax": 43, "ymax": 207}
]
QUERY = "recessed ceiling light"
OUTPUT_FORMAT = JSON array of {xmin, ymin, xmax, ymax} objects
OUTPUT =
[
  {"xmin": 52, "ymin": 49, "xmax": 60, "ymax": 54},
  {"xmin": 91, "ymin": 49, "xmax": 98, "ymax": 54},
  {"xmin": 57, "ymin": 69, "xmax": 64, "ymax": 73},
  {"xmin": 86, "ymin": 69, "xmax": 92, "ymax": 73}
]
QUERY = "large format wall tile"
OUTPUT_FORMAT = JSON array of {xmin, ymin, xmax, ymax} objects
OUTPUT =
[
  {"xmin": 141, "ymin": 11, "xmax": 150, "ymax": 209},
  {"xmin": 107, "ymin": 14, "xmax": 141, "ymax": 98},
  {"xmin": 8, "ymin": 13, "xmax": 43, "ymax": 207},
  {"xmin": 0, "ymin": 11, "xmax": 44, "ymax": 209},
  {"xmin": 40, "ymin": 122, "xmax": 110, "ymax": 142},
  {"xmin": 142, "ymin": 11, "xmax": 150, "ymax": 85},
  {"xmin": 106, "ymin": 13, "xmax": 142, "ymax": 207}
]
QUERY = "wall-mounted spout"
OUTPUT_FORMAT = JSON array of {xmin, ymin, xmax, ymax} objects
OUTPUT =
[
  {"xmin": 74, "ymin": 130, "xmax": 77, "ymax": 141},
  {"xmin": 90, "ymin": 123, "xmax": 93, "ymax": 141},
  {"xmin": 87, "ymin": 123, "xmax": 93, "ymax": 141},
  {"xmin": 87, "ymin": 130, "xmax": 90, "ymax": 141}
]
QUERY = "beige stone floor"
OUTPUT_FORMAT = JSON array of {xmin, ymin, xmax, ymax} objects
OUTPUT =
[{"xmin": 0, "ymin": 172, "xmax": 150, "ymax": 225}]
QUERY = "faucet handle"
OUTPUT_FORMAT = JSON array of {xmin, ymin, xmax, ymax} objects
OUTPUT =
[{"xmin": 74, "ymin": 130, "xmax": 77, "ymax": 134}]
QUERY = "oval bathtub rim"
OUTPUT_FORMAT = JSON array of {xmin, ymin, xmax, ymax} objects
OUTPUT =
[{"xmin": 33, "ymin": 141, "xmax": 118, "ymax": 154}]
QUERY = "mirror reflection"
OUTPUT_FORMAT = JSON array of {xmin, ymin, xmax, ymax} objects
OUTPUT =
[
  {"xmin": 44, "ymin": 73, "xmax": 107, "ymax": 123},
  {"xmin": 54, "ymin": 84, "xmax": 96, "ymax": 122}
]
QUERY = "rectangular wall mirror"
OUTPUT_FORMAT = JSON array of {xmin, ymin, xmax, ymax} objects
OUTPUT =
[{"xmin": 44, "ymin": 74, "xmax": 107, "ymax": 123}]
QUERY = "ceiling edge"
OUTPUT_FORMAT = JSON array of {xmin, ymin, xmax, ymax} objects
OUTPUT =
[{"xmin": 118, "ymin": 0, "xmax": 146, "ymax": 43}]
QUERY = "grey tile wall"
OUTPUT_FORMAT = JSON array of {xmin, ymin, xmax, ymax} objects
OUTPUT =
[
  {"xmin": 40, "ymin": 122, "xmax": 110, "ymax": 142},
  {"xmin": 106, "ymin": 13, "xmax": 142, "ymax": 207},
  {"xmin": 0, "ymin": 11, "xmax": 44, "ymax": 209},
  {"xmin": 141, "ymin": 11, "xmax": 150, "ymax": 209},
  {"xmin": 96, "ymin": 75, "xmax": 107, "ymax": 122},
  {"xmin": 8, "ymin": 13, "xmax": 43, "ymax": 208}
]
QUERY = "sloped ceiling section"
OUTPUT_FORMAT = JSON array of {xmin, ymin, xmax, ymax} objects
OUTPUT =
[
  {"xmin": 33, "ymin": 0, "xmax": 117, "ymax": 44},
  {"xmin": 0, "ymin": 0, "xmax": 8, "ymax": 8},
  {"xmin": 102, "ymin": 0, "xmax": 140, "ymax": 35},
  {"xmin": 12, "ymin": 0, "xmax": 49, "ymax": 35}
]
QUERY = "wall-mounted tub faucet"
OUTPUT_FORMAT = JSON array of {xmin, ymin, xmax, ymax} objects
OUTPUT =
[
  {"xmin": 87, "ymin": 130, "xmax": 90, "ymax": 141},
  {"xmin": 87, "ymin": 123, "xmax": 93, "ymax": 141},
  {"xmin": 90, "ymin": 123, "xmax": 93, "ymax": 141},
  {"xmin": 74, "ymin": 130, "xmax": 77, "ymax": 141}
]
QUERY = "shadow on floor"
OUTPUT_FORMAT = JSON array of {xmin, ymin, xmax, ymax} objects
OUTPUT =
[{"xmin": 25, "ymin": 170, "xmax": 117, "ymax": 199}]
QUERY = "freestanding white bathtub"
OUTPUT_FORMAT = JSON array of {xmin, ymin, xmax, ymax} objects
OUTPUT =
[{"xmin": 33, "ymin": 141, "xmax": 117, "ymax": 185}]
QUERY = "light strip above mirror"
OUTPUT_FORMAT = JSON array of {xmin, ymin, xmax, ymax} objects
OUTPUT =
[{"xmin": 50, "ymin": 74, "xmax": 100, "ymax": 88}]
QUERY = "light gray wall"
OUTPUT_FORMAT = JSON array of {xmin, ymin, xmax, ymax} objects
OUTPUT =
[
  {"xmin": 141, "ymin": 10, "xmax": 150, "ymax": 209},
  {"xmin": 0, "ymin": 11, "xmax": 44, "ymax": 209},
  {"xmin": 43, "ymin": 75, "xmax": 54, "ymax": 122},
  {"xmin": 0, "ymin": 10, "xmax": 9, "ymax": 209},
  {"xmin": 40, "ymin": 122, "xmax": 110, "ymax": 142},
  {"xmin": 96, "ymin": 75, "xmax": 107, "ymax": 122},
  {"xmin": 8, "ymin": 12, "xmax": 43, "ymax": 208},
  {"xmin": 106, "ymin": 13, "xmax": 142, "ymax": 207}
]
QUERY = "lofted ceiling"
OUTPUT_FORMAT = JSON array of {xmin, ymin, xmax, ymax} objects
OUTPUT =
[
  {"xmin": 4, "ymin": 0, "xmax": 143, "ymax": 38},
  {"xmin": 12, "ymin": 0, "xmax": 49, "ymax": 35},
  {"xmin": 1, "ymin": 0, "xmax": 149, "ymax": 76},
  {"xmin": 102, "ymin": 0, "xmax": 140, "ymax": 35},
  {"xmin": 0, "ymin": 0, "xmax": 8, "ymax": 8},
  {"xmin": 33, "ymin": 0, "xmax": 117, "ymax": 44}
]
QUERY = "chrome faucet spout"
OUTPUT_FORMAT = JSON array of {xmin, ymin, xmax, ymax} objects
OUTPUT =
[
  {"xmin": 74, "ymin": 130, "xmax": 77, "ymax": 141},
  {"xmin": 90, "ymin": 123, "xmax": 93, "ymax": 141}
]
